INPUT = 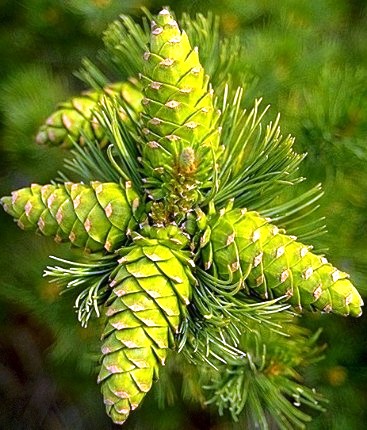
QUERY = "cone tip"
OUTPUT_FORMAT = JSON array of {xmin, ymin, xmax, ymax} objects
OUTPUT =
[
  {"xmin": 35, "ymin": 129, "xmax": 48, "ymax": 145},
  {"xmin": 0, "ymin": 196, "xmax": 11, "ymax": 214},
  {"xmin": 159, "ymin": 7, "xmax": 170, "ymax": 15}
]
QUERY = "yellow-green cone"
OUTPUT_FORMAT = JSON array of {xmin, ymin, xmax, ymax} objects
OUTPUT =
[
  {"xmin": 99, "ymin": 233, "xmax": 192, "ymax": 424},
  {"xmin": 36, "ymin": 81, "xmax": 142, "ymax": 149},
  {"xmin": 203, "ymin": 208, "xmax": 363, "ymax": 317},
  {"xmin": 1, "ymin": 181, "xmax": 140, "ymax": 252},
  {"xmin": 140, "ymin": 8, "xmax": 221, "ymax": 203}
]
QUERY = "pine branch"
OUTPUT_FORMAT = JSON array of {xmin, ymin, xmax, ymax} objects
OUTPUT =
[
  {"xmin": 204, "ymin": 321, "xmax": 326, "ymax": 429},
  {"xmin": 1, "ymin": 7, "xmax": 363, "ymax": 428}
]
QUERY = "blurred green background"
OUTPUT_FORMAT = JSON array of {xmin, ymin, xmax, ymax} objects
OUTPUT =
[{"xmin": 0, "ymin": 0, "xmax": 366, "ymax": 428}]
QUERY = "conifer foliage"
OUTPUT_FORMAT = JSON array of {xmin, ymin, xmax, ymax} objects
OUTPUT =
[{"xmin": 1, "ymin": 8, "xmax": 363, "ymax": 428}]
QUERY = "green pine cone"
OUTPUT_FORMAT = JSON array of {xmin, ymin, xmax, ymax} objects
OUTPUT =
[
  {"xmin": 140, "ymin": 8, "xmax": 221, "ymax": 202},
  {"xmin": 203, "ymin": 208, "xmax": 363, "ymax": 317},
  {"xmin": 98, "ymin": 232, "xmax": 192, "ymax": 424},
  {"xmin": 0, "ymin": 181, "xmax": 140, "ymax": 252},
  {"xmin": 36, "ymin": 81, "xmax": 142, "ymax": 149}
]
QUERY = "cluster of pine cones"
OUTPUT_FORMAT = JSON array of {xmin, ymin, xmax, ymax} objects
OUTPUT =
[{"xmin": 1, "ymin": 8, "xmax": 362, "ymax": 425}]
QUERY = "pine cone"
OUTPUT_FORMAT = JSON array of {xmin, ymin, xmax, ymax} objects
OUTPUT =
[
  {"xmin": 1, "ymin": 181, "xmax": 140, "ymax": 252},
  {"xmin": 36, "ymin": 81, "xmax": 142, "ymax": 149},
  {"xmin": 140, "ymin": 8, "xmax": 221, "ymax": 203},
  {"xmin": 98, "ymin": 228, "xmax": 192, "ymax": 424},
  {"xmin": 0, "ymin": 7, "xmax": 364, "ymax": 428},
  {"xmin": 202, "ymin": 208, "xmax": 363, "ymax": 317}
]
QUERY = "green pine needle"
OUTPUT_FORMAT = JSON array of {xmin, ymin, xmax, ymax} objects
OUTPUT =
[
  {"xmin": 60, "ymin": 135, "xmax": 120, "ymax": 183},
  {"xmin": 216, "ymin": 93, "xmax": 304, "ymax": 207},
  {"xmin": 44, "ymin": 255, "xmax": 117, "ymax": 327},
  {"xmin": 94, "ymin": 95, "xmax": 142, "ymax": 189},
  {"xmin": 179, "ymin": 267, "xmax": 292, "ymax": 369},
  {"xmin": 204, "ymin": 323, "xmax": 326, "ymax": 429}
]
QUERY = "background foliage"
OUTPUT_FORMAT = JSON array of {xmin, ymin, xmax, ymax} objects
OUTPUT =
[{"xmin": 0, "ymin": 0, "xmax": 366, "ymax": 428}]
